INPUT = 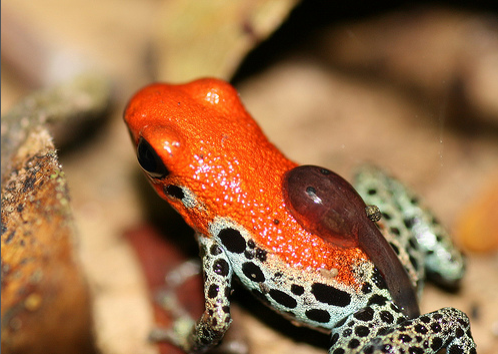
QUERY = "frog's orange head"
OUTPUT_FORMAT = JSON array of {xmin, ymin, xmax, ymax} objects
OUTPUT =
[{"xmin": 124, "ymin": 78, "xmax": 296, "ymax": 234}]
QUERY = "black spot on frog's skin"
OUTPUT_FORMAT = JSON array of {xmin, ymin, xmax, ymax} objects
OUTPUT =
[
  {"xmin": 404, "ymin": 217, "xmax": 415, "ymax": 229},
  {"xmin": 269, "ymin": 289, "xmax": 297, "ymax": 308},
  {"xmin": 348, "ymin": 338, "xmax": 360, "ymax": 348},
  {"xmin": 431, "ymin": 322, "xmax": 442, "ymax": 333},
  {"xmin": 242, "ymin": 262, "xmax": 265, "ymax": 282},
  {"xmin": 247, "ymin": 239, "xmax": 256, "ymax": 249},
  {"xmin": 354, "ymin": 325, "xmax": 370, "ymax": 337},
  {"xmin": 208, "ymin": 284, "xmax": 219, "ymax": 299},
  {"xmin": 218, "ymin": 228, "xmax": 246, "ymax": 253},
  {"xmin": 367, "ymin": 188, "xmax": 377, "ymax": 195},
  {"xmin": 414, "ymin": 324, "xmax": 428, "ymax": 334},
  {"xmin": 165, "ymin": 184, "xmax": 185, "ymax": 199},
  {"xmin": 409, "ymin": 347, "xmax": 424, "ymax": 354},
  {"xmin": 371, "ymin": 268, "xmax": 388, "ymax": 290},
  {"xmin": 409, "ymin": 255, "xmax": 419, "ymax": 270},
  {"xmin": 200, "ymin": 335, "xmax": 210, "ymax": 345},
  {"xmin": 390, "ymin": 227, "xmax": 400, "ymax": 236},
  {"xmin": 330, "ymin": 333, "xmax": 340, "ymax": 346},
  {"xmin": 361, "ymin": 282, "xmax": 372, "ymax": 294},
  {"xmin": 291, "ymin": 284, "xmax": 305, "ymax": 296},
  {"xmin": 255, "ymin": 248, "xmax": 267, "ymax": 262},
  {"xmin": 389, "ymin": 242, "xmax": 400, "ymax": 255},
  {"xmin": 212, "ymin": 259, "xmax": 230, "ymax": 277},
  {"xmin": 408, "ymin": 237, "xmax": 419, "ymax": 250},
  {"xmin": 353, "ymin": 307, "xmax": 374, "ymax": 322},
  {"xmin": 410, "ymin": 195, "xmax": 419, "ymax": 205},
  {"xmin": 342, "ymin": 328, "xmax": 352, "ymax": 337},
  {"xmin": 367, "ymin": 294, "xmax": 388, "ymax": 307},
  {"xmin": 305, "ymin": 309, "xmax": 331, "ymax": 323},
  {"xmin": 431, "ymin": 337, "xmax": 443, "ymax": 351},
  {"xmin": 398, "ymin": 334, "xmax": 412, "ymax": 343},
  {"xmin": 244, "ymin": 250, "xmax": 254, "ymax": 260},
  {"xmin": 433, "ymin": 313, "xmax": 443, "ymax": 321},
  {"xmin": 311, "ymin": 283, "xmax": 351, "ymax": 307},
  {"xmin": 210, "ymin": 244, "xmax": 222, "ymax": 256},
  {"xmin": 382, "ymin": 212, "xmax": 392, "ymax": 220},
  {"xmin": 380, "ymin": 310, "xmax": 394, "ymax": 324}
]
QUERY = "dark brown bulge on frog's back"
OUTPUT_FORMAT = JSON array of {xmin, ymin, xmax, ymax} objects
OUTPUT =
[{"xmin": 283, "ymin": 165, "xmax": 420, "ymax": 319}]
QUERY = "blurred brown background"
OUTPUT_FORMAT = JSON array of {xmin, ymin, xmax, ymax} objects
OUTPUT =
[{"xmin": 2, "ymin": 1, "xmax": 498, "ymax": 354}]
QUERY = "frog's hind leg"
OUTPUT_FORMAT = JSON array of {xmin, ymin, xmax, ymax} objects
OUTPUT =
[
  {"xmin": 329, "ymin": 305, "xmax": 476, "ymax": 354},
  {"xmin": 354, "ymin": 165, "xmax": 465, "ymax": 289},
  {"xmin": 353, "ymin": 166, "xmax": 425, "ymax": 294},
  {"xmin": 385, "ymin": 173, "xmax": 465, "ymax": 288}
]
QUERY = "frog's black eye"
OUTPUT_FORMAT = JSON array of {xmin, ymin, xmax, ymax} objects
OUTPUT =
[{"xmin": 137, "ymin": 137, "xmax": 169, "ymax": 179}]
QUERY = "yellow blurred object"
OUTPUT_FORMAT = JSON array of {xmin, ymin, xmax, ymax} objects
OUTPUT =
[
  {"xmin": 456, "ymin": 173, "xmax": 498, "ymax": 253},
  {"xmin": 154, "ymin": 0, "xmax": 299, "ymax": 82}
]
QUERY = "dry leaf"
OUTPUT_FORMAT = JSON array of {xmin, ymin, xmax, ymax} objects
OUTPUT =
[{"xmin": 153, "ymin": 0, "xmax": 300, "ymax": 81}]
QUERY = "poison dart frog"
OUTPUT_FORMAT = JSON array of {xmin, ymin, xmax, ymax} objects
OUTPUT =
[{"xmin": 124, "ymin": 78, "xmax": 476, "ymax": 354}]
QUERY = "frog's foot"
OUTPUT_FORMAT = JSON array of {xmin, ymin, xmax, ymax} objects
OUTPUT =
[
  {"xmin": 149, "ymin": 260, "xmax": 200, "ymax": 349},
  {"xmin": 329, "ymin": 306, "xmax": 476, "ymax": 354},
  {"xmin": 149, "ymin": 317, "xmax": 195, "ymax": 349}
]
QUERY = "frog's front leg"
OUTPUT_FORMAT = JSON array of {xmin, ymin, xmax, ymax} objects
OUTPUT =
[
  {"xmin": 329, "ymin": 305, "xmax": 476, "ymax": 354},
  {"xmin": 163, "ymin": 234, "xmax": 233, "ymax": 354}
]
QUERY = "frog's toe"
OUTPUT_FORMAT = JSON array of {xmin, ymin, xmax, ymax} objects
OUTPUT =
[
  {"xmin": 148, "ymin": 259, "xmax": 202, "ymax": 349},
  {"xmin": 165, "ymin": 259, "xmax": 202, "ymax": 288},
  {"xmin": 149, "ymin": 316, "xmax": 195, "ymax": 347},
  {"xmin": 155, "ymin": 287, "xmax": 193, "ymax": 321}
]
